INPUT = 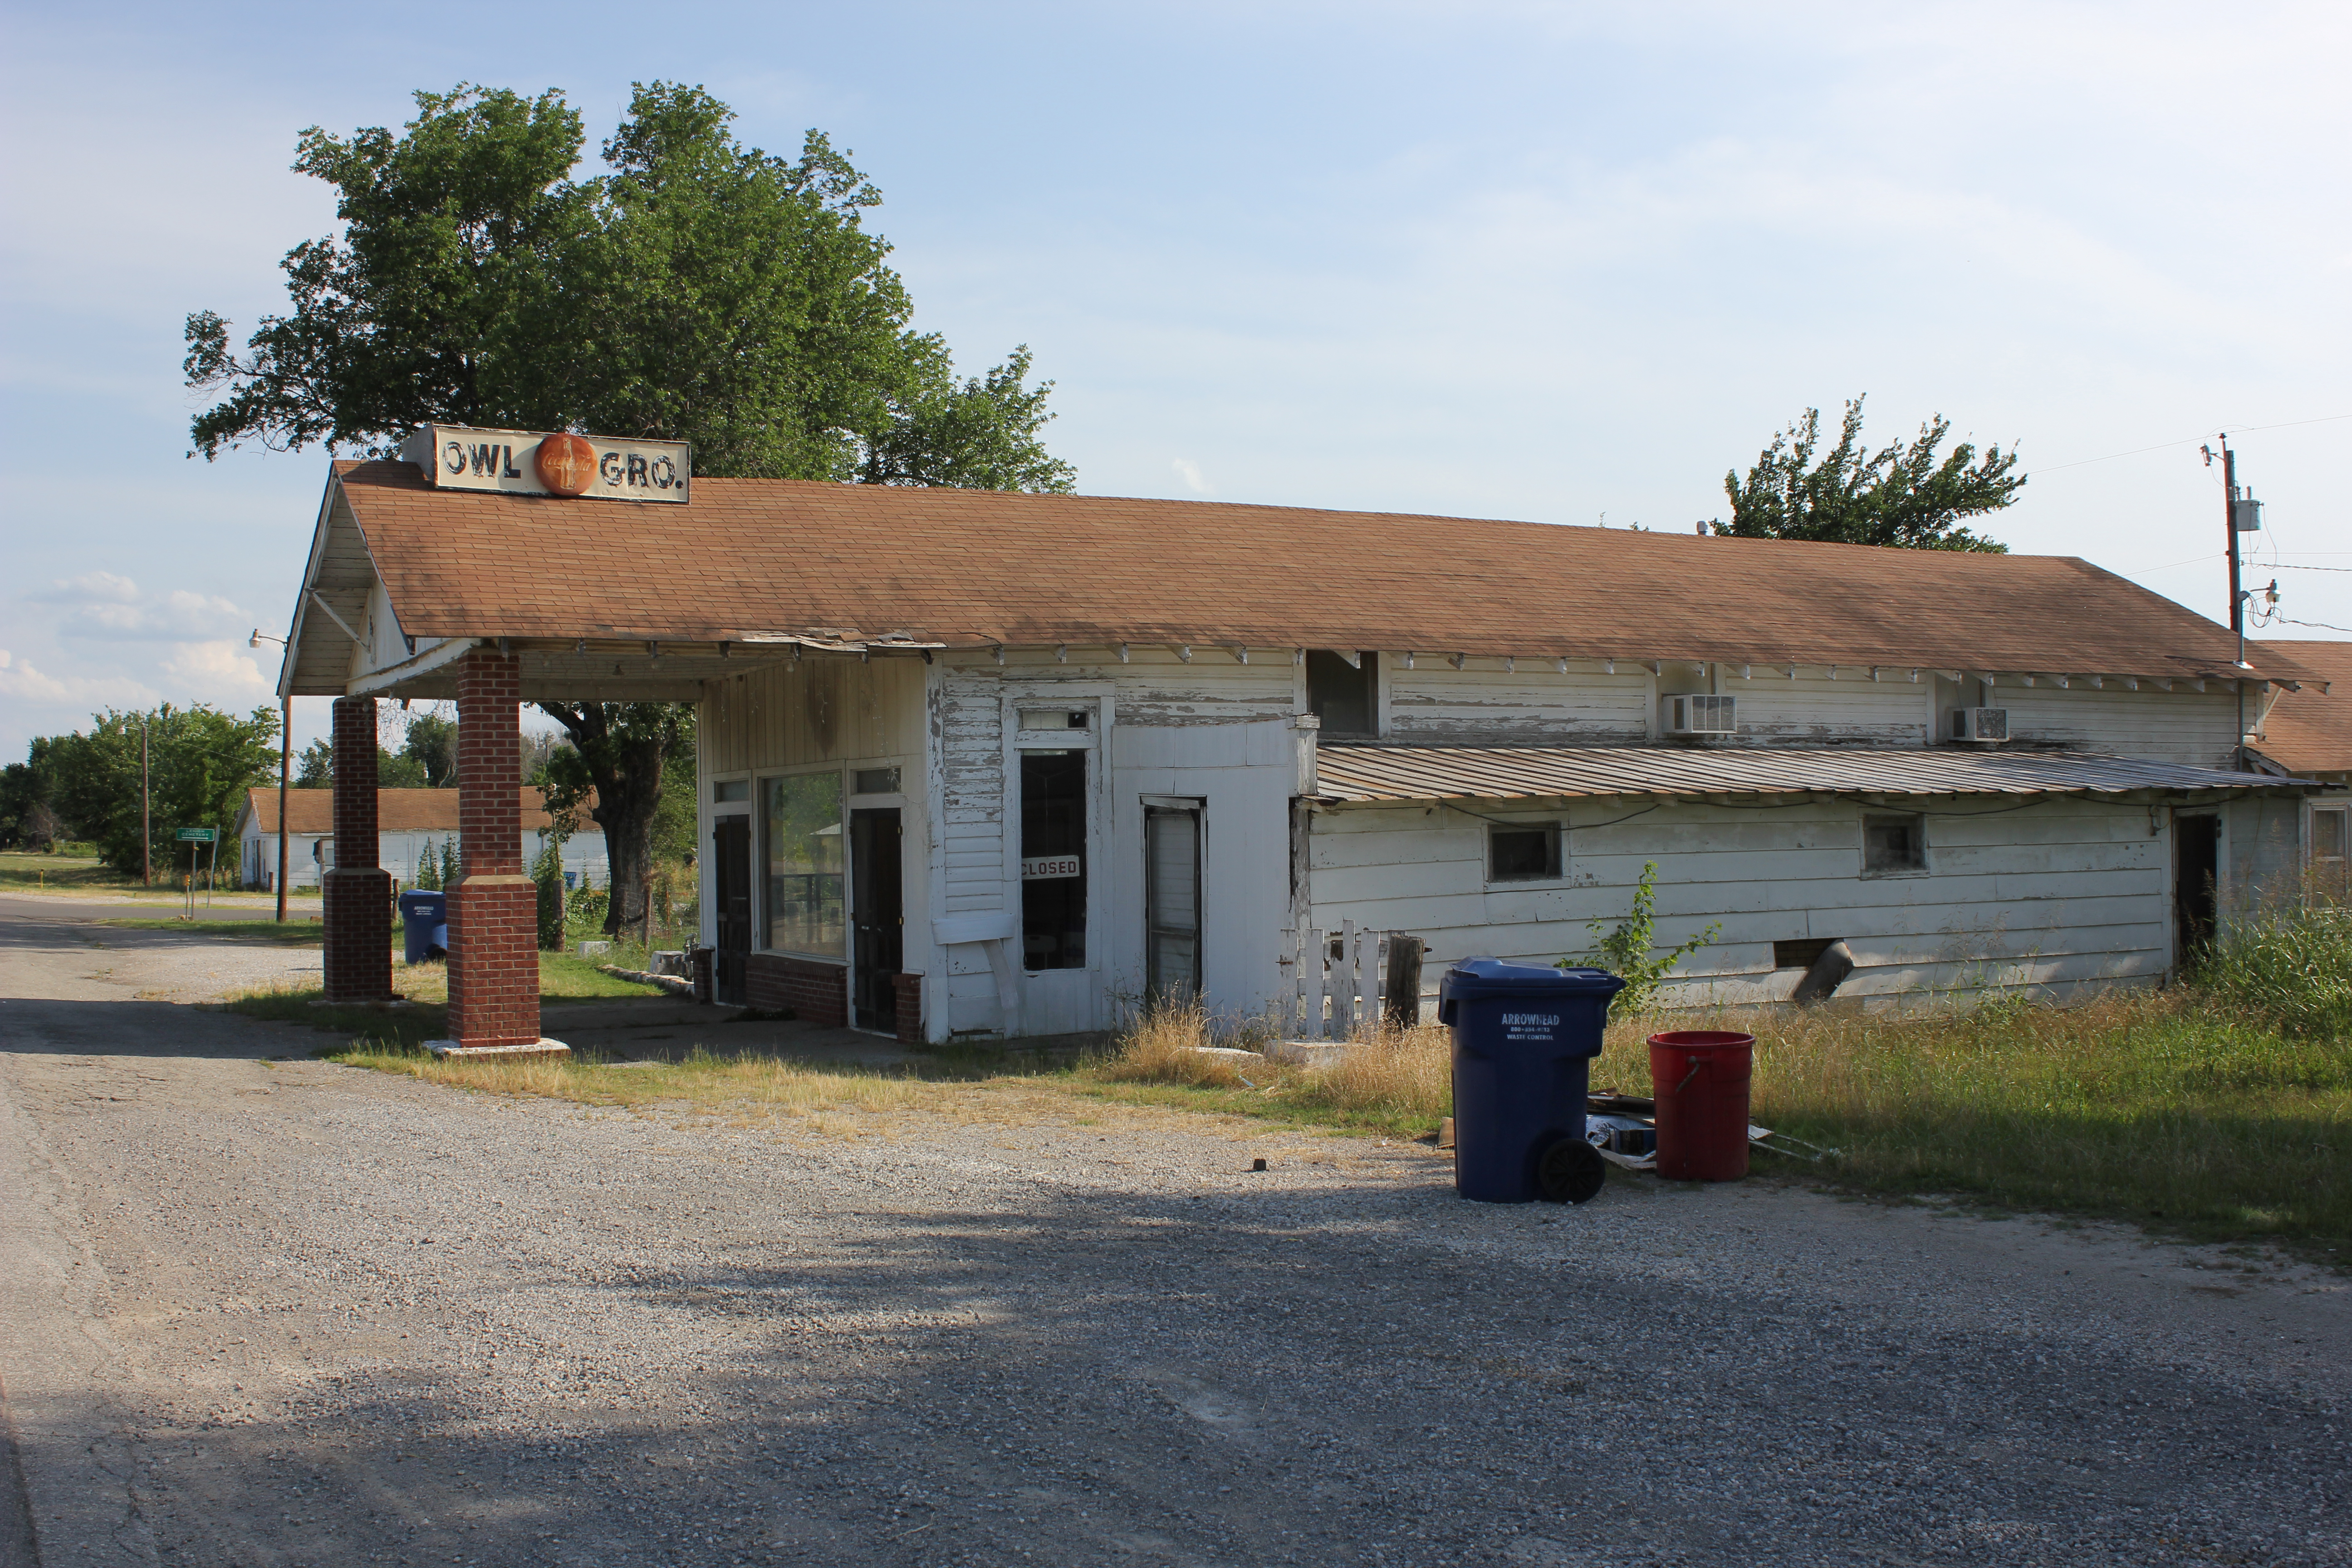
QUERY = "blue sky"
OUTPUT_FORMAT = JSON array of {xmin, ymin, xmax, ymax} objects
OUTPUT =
[{"xmin": 2, "ymin": 0, "xmax": 2346, "ymax": 760}]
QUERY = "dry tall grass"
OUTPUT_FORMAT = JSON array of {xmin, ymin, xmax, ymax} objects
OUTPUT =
[
  {"xmin": 338, "ymin": 1044, "xmax": 926, "ymax": 1118},
  {"xmin": 1093, "ymin": 1002, "xmax": 1264, "ymax": 1087},
  {"xmin": 1088, "ymin": 988, "xmax": 2352, "ymax": 1247}
]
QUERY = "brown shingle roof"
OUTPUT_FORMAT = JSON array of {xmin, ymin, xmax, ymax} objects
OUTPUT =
[
  {"xmin": 241, "ymin": 787, "xmax": 592, "ymax": 836},
  {"xmin": 327, "ymin": 460, "xmax": 2320, "ymax": 686},
  {"xmin": 2253, "ymin": 641, "xmax": 2352, "ymax": 775}
]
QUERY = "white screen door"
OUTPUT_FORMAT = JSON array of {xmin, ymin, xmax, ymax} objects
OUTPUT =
[{"xmin": 1144, "ymin": 804, "xmax": 1201, "ymax": 1003}]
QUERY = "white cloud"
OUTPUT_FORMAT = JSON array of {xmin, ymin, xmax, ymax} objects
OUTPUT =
[
  {"xmin": 34, "ymin": 570, "xmax": 141, "ymax": 604},
  {"xmin": 161, "ymin": 641, "xmax": 270, "ymax": 701},
  {"xmin": 0, "ymin": 648, "xmax": 157, "ymax": 710},
  {"xmin": 28, "ymin": 573, "xmax": 252, "ymax": 642},
  {"xmin": 1171, "ymin": 458, "xmax": 1214, "ymax": 494}
]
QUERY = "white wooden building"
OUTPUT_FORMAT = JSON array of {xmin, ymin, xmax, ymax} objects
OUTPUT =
[
  {"xmin": 273, "ymin": 436, "xmax": 2338, "ymax": 1039},
  {"xmin": 235, "ymin": 786, "xmax": 609, "ymax": 892}
]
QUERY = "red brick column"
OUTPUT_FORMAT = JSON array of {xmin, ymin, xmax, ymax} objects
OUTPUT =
[
  {"xmin": 444, "ymin": 649, "xmax": 546, "ymax": 1051},
  {"xmin": 892, "ymin": 972, "xmax": 924, "ymax": 1046},
  {"xmin": 322, "ymin": 696, "xmax": 392, "ymax": 1002}
]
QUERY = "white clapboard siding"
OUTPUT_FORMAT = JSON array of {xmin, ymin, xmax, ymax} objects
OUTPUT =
[
  {"xmin": 1998, "ymin": 684, "xmax": 2239, "ymax": 766},
  {"xmin": 2223, "ymin": 792, "xmax": 2309, "ymax": 910},
  {"xmin": 1386, "ymin": 658, "xmax": 1652, "ymax": 744},
  {"xmin": 1309, "ymin": 794, "xmax": 2176, "ymax": 1006},
  {"xmin": 700, "ymin": 656, "xmax": 926, "ymax": 774},
  {"xmin": 939, "ymin": 668, "xmax": 1007, "ymax": 917},
  {"xmin": 1724, "ymin": 670, "xmax": 1931, "ymax": 745}
]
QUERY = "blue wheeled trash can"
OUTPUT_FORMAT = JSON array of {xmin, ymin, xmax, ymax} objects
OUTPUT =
[
  {"xmin": 398, "ymin": 889, "xmax": 448, "ymax": 964},
  {"xmin": 1437, "ymin": 959, "xmax": 1626, "ymax": 1204}
]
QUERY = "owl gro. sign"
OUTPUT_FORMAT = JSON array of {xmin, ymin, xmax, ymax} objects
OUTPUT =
[{"xmin": 398, "ymin": 424, "xmax": 691, "ymax": 503}]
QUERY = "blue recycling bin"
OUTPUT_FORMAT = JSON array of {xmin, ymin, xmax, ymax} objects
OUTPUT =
[
  {"xmin": 1438, "ymin": 959, "xmax": 1626, "ymax": 1204},
  {"xmin": 398, "ymin": 890, "xmax": 448, "ymax": 964}
]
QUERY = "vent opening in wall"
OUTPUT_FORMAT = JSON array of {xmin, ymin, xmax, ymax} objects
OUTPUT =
[
  {"xmin": 1662, "ymin": 694, "xmax": 1736, "ymax": 735},
  {"xmin": 1772, "ymin": 936, "xmax": 1838, "ymax": 970}
]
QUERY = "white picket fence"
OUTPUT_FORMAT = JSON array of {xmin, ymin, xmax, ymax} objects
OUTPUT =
[{"xmin": 1279, "ymin": 920, "xmax": 1395, "ymax": 1041}]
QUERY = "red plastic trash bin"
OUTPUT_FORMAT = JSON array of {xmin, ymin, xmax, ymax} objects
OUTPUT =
[{"xmin": 1648, "ymin": 1030, "xmax": 1755, "ymax": 1181}]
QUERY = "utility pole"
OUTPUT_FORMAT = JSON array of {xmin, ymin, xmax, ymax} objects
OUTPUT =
[
  {"xmin": 2210, "ymin": 439, "xmax": 2267, "ymax": 771},
  {"xmin": 2222, "ymin": 437, "xmax": 2243, "ymax": 661},
  {"xmin": 277, "ymin": 696, "xmax": 292, "ymax": 921},
  {"xmin": 253, "ymin": 631, "xmax": 293, "ymax": 921},
  {"xmin": 140, "ymin": 715, "xmax": 152, "ymax": 887}
]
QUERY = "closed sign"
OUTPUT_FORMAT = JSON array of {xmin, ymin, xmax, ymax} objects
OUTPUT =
[{"xmin": 1021, "ymin": 855, "xmax": 1082, "ymax": 881}]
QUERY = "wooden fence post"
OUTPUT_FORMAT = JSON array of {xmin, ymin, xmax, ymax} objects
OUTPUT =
[
  {"xmin": 1384, "ymin": 935, "xmax": 1425, "ymax": 1030},
  {"xmin": 1304, "ymin": 925, "xmax": 1328, "ymax": 1040}
]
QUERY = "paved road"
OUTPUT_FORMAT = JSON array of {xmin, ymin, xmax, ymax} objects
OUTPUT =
[
  {"xmin": 1, "ymin": 903, "xmax": 2346, "ymax": 1567},
  {"xmin": 0, "ymin": 891, "xmax": 323, "ymax": 925}
]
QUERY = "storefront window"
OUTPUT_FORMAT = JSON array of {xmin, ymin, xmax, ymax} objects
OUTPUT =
[{"xmin": 764, "ymin": 772, "xmax": 844, "ymax": 956}]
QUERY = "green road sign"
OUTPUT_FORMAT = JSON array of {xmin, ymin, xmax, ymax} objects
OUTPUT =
[{"xmin": 176, "ymin": 828, "xmax": 218, "ymax": 843}]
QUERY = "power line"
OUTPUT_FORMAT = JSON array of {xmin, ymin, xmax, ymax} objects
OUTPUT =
[
  {"xmin": 2036, "ymin": 412, "xmax": 2352, "ymax": 475},
  {"xmin": 2278, "ymin": 616, "xmax": 2352, "ymax": 633}
]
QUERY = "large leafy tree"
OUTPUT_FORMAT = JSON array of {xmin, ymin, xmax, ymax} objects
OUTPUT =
[
  {"xmin": 1708, "ymin": 396, "xmax": 2021, "ymax": 552},
  {"xmin": 186, "ymin": 82, "xmax": 1075, "ymax": 931},
  {"xmin": 534, "ymin": 702, "xmax": 690, "ymax": 932},
  {"xmin": 44, "ymin": 705, "xmax": 280, "ymax": 877},
  {"xmin": 183, "ymin": 82, "xmax": 1073, "ymax": 485}
]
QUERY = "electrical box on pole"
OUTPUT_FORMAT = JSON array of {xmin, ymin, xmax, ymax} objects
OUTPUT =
[{"xmin": 2232, "ymin": 496, "xmax": 2263, "ymax": 532}]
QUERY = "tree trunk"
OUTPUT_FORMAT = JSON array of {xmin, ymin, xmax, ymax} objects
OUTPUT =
[
  {"xmin": 593, "ymin": 784, "xmax": 661, "ymax": 935},
  {"xmin": 535, "ymin": 703, "xmax": 682, "ymax": 937}
]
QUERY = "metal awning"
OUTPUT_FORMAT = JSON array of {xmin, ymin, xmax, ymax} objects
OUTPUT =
[{"xmin": 1311, "ymin": 744, "xmax": 2318, "ymax": 804}]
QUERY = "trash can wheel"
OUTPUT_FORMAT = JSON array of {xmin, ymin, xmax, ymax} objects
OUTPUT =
[{"xmin": 1538, "ymin": 1138, "xmax": 1606, "ymax": 1205}]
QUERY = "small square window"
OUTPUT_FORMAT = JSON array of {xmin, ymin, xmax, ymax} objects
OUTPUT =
[
  {"xmin": 1307, "ymin": 650, "xmax": 1379, "ymax": 737},
  {"xmin": 2316, "ymin": 808, "xmax": 2347, "ymax": 862},
  {"xmin": 1489, "ymin": 822, "xmax": 1561, "ymax": 882},
  {"xmin": 853, "ymin": 766, "xmax": 901, "ymax": 795},
  {"xmin": 1863, "ymin": 811, "xmax": 1927, "ymax": 874},
  {"xmin": 712, "ymin": 779, "xmax": 749, "ymax": 803}
]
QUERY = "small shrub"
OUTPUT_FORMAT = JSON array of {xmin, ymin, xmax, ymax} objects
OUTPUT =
[
  {"xmin": 1571, "ymin": 860, "xmax": 1719, "ymax": 1013},
  {"xmin": 533, "ymin": 839, "xmax": 566, "ymax": 951}
]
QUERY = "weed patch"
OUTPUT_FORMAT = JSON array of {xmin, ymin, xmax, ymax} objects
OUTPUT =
[{"xmin": 1079, "ymin": 989, "xmax": 2352, "ymax": 1252}]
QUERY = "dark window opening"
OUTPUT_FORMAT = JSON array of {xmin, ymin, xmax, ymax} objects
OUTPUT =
[
  {"xmin": 852, "ymin": 766, "xmax": 901, "ymax": 795},
  {"xmin": 1020, "ymin": 750, "xmax": 1087, "ymax": 970},
  {"xmin": 1863, "ymin": 812, "xmax": 1926, "ymax": 874},
  {"xmin": 1307, "ymin": 650, "xmax": 1378, "ymax": 737},
  {"xmin": 1773, "ymin": 936, "xmax": 1838, "ymax": 970},
  {"xmin": 1489, "ymin": 822, "xmax": 1561, "ymax": 882},
  {"xmin": 2176, "ymin": 813, "xmax": 2220, "ymax": 959}
]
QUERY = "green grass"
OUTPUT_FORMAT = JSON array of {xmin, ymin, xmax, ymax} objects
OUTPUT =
[
  {"xmin": 1079, "ymin": 971, "xmax": 2352, "ymax": 1257},
  {"xmin": 227, "ymin": 952, "xmax": 669, "ymax": 1049},
  {"xmin": 0, "ymin": 852, "xmax": 178, "ymax": 896},
  {"xmin": 98, "ymin": 916, "xmax": 327, "ymax": 944},
  {"xmin": 1600, "ymin": 993, "xmax": 2352, "ymax": 1254},
  {"xmin": 323, "ymin": 1044, "xmax": 926, "ymax": 1120}
]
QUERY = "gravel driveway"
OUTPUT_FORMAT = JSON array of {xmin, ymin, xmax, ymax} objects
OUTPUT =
[{"xmin": 2, "ymin": 904, "xmax": 2346, "ymax": 1566}]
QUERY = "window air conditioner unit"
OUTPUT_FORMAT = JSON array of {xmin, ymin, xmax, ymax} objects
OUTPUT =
[
  {"xmin": 1951, "ymin": 707, "xmax": 2009, "ymax": 743},
  {"xmin": 1662, "ymin": 694, "xmax": 1736, "ymax": 736}
]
